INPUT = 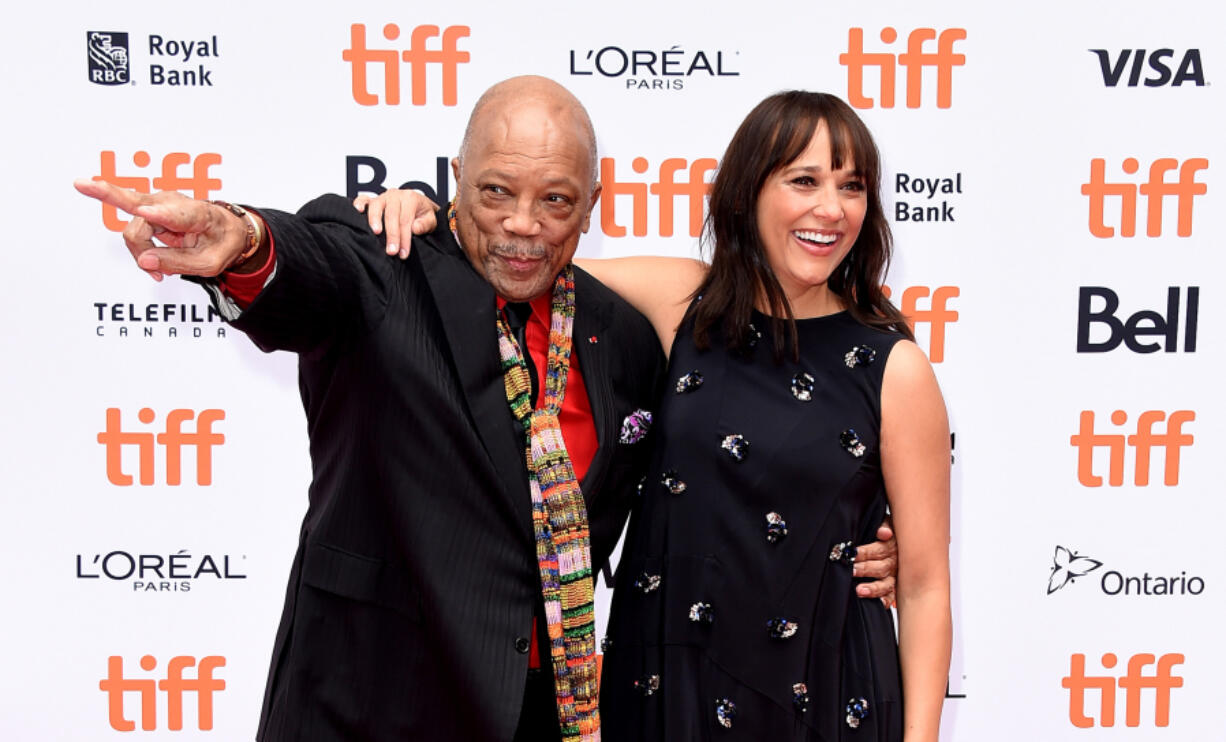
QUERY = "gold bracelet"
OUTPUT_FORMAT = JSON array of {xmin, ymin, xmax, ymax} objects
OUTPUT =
[{"xmin": 210, "ymin": 200, "xmax": 264, "ymax": 270}]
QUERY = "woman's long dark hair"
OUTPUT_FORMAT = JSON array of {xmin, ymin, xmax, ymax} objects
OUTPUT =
[{"xmin": 688, "ymin": 91, "xmax": 914, "ymax": 359}]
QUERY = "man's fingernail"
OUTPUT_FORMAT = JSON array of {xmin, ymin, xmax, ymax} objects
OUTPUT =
[
  {"xmin": 399, "ymin": 248, "xmax": 409, "ymax": 259},
  {"xmin": 387, "ymin": 243, "xmax": 397, "ymax": 254}
]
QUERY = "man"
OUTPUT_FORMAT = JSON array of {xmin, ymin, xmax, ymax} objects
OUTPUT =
[{"xmin": 76, "ymin": 76, "xmax": 894, "ymax": 741}]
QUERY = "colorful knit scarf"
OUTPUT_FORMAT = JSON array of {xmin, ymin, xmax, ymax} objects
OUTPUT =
[{"xmin": 495, "ymin": 266, "xmax": 600, "ymax": 741}]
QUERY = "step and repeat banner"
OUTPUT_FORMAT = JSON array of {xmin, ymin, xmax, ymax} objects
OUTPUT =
[{"xmin": 1, "ymin": 1, "xmax": 1221, "ymax": 739}]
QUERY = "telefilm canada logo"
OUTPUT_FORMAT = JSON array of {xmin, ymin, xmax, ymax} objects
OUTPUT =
[
  {"xmin": 93, "ymin": 300, "xmax": 227, "ymax": 340},
  {"xmin": 88, "ymin": 32, "xmax": 130, "ymax": 85},
  {"xmin": 1046, "ymin": 545, "xmax": 1205, "ymax": 597},
  {"xmin": 567, "ymin": 44, "xmax": 740, "ymax": 91}
]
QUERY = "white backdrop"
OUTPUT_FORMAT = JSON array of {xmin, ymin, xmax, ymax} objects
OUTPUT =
[{"xmin": 1, "ymin": 1, "xmax": 1221, "ymax": 739}]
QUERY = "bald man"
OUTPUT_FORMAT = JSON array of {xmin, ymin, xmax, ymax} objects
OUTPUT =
[
  {"xmin": 80, "ymin": 76, "xmax": 657, "ymax": 742},
  {"xmin": 77, "ymin": 76, "xmax": 894, "ymax": 742}
]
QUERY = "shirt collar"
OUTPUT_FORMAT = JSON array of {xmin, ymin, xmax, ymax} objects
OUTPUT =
[{"xmin": 495, "ymin": 291, "xmax": 553, "ymax": 332}]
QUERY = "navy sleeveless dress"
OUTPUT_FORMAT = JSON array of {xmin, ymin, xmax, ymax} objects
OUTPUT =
[{"xmin": 601, "ymin": 310, "xmax": 905, "ymax": 741}]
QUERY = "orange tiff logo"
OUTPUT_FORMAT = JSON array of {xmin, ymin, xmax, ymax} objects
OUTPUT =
[
  {"xmin": 1081, "ymin": 157, "xmax": 1208, "ymax": 238},
  {"xmin": 882, "ymin": 285, "xmax": 959, "ymax": 363},
  {"xmin": 1062, "ymin": 653, "xmax": 1183, "ymax": 728},
  {"xmin": 90, "ymin": 151, "xmax": 222, "ymax": 232},
  {"xmin": 598, "ymin": 156, "xmax": 718, "ymax": 238},
  {"xmin": 839, "ymin": 27, "xmax": 967, "ymax": 109},
  {"xmin": 343, "ymin": 23, "xmax": 470, "ymax": 106},
  {"xmin": 1069, "ymin": 410, "xmax": 1194, "ymax": 487},
  {"xmin": 97, "ymin": 408, "xmax": 225, "ymax": 486},
  {"xmin": 100, "ymin": 655, "xmax": 225, "ymax": 731}
]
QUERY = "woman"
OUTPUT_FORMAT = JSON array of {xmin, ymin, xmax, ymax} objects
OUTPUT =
[
  {"xmin": 592, "ymin": 92, "xmax": 950, "ymax": 742},
  {"xmin": 365, "ymin": 91, "xmax": 950, "ymax": 741}
]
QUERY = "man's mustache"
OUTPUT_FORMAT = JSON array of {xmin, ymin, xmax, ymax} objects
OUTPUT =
[{"xmin": 490, "ymin": 243, "xmax": 547, "ymax": 260}]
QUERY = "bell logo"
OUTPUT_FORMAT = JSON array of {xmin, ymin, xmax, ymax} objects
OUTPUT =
[
  {"xmin": 599, "ymin": 156, "xmax": 717, "ymax": 238},
  {"xmin": 99, "ymin": 655, "xmax": 225, "ymax": 731},
  {"xmin": 1090, "ymin": 49, "xmax": 1205, "ymax": 87},
  {"xmin": 839, "ymin": 27, "xmax": 966, "ymax": 109},
  {"xmin": 1069, "ymin": 410, "xmax": 1194, "ymax": 487},
  {"xmin": 343, "ymin": 23, "xmax": 470, "ymax": 106},
  {"xmin": 882, "ymin": 285, "xmax": 959, "ymax": 363},
  {"xmin": 1062, "ymin": 653, "xmax": 1183, "ymax": 728},
  {"xmin": 1081, "ymin": 157, "xmax": 1208, "ymax": 238},
  {"xmin": 345, "ymin": 154, "xmax": 452, "ymax": 206},
  {"xmin": 97, "ymin": 408, "xmax": 225, "ymax": 486},
  {"xmin": 90, "ymin": 151, "xmax": 222, "ymax": 232},
  {"xmin": 1076, "ymin": 286, "xmax": 1199, "ymax": 353}
]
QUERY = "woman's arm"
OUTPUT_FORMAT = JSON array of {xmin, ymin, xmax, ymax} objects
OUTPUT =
[
  {"xmin": 879, "ymin": 340, "xmax": 952, "ymax": 742},
  {"xmin": 574, "ymin": 256, "xmax": 706, "ymax": 357}
]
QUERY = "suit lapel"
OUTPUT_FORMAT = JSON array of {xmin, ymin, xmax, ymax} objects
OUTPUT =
[{"xmin": 416, "ymin": 233, "xmax": 531, "ymax": 529}]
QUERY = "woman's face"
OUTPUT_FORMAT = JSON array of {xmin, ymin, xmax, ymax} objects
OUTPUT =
[{"xmin": 754, "ymin": 121, "xmax": 868, "ymax": 316}]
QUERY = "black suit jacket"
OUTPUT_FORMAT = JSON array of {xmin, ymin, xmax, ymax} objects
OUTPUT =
[{"xmin": 207, "ymin": 195, "xmax": 664, "ymax": 741}]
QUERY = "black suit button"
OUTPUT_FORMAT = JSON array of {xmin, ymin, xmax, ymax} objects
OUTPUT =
[{"xmin": 514, "ymin": 636, "xmax": 531, "ymax": 654}]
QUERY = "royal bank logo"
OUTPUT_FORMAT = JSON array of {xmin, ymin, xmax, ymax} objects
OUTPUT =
[{"xmin": 87, "ymin": 32, "xmax": 130, "ymax": 86}]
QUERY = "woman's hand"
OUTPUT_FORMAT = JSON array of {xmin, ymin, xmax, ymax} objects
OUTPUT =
[{"xmin": 353, "ymin": 189, "xmax": 441, "ymax": 259}]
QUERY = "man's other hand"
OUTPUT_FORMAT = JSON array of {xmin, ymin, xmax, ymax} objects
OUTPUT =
[{"xmin": 855, "ymin": 516, "xmax": 898, "ymax": 609}]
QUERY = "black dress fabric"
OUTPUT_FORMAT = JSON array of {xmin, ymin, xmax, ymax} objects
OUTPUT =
[{"xmin": 602, "ymin": 309, "xmax": 905, "ymax": 741}]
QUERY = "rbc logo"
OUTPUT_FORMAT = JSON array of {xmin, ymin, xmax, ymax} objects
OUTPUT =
[
  {"xmin": 87, "ymin": 31, "xmax": 130, "ymax": 86},
  {"xmin": 99, "ymin": 655, "xmax": 225, "ymax": 731},
  {"xmin": 90, "ymin": 151, "xmax": 223, "ymax": 232},
  {"xmin": 1062, "ymin": 653, "xmax": 1183, "ymax": 728},
  {"xmin": 1090, "ymin": 49, "xmax": 1205, "ymax": 87},
  {"xmin": 97, "ymin": 408, "xmax": 225, "ymax": 486},
  {"xmin": 1081, "ymin": 157, "xmax": 1208, "ymax": 238},
  {"xmin": 343, "ymin": 23, "xmax": 470, "ymax": 106},
  {"xmin": 839, "ymin": 27, "xmax": 966, "ymax": 109}
]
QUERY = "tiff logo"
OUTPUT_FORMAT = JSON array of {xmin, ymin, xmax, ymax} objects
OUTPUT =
[
  {"xmin": 97, "ymin": 408, "xmax": 225, "ymax": 486},
  {"xmin": 343, "ymin": 23, "xmax": 470, "ymax": 106},
  {"xmin": 87, "ymin": 31, "xmax": 130, "ymax": 85},
  {"xmin": 1069, "ymin": 410, "xmax": 1194, "ymax": 487},
  {"xmin": 839, "ymin": 27, "xmax": 966, "ymax": 109},
  {"xmin": 90, "ymin": 151, "xmax": 222, "ymax": 232},
  {"xmin": 99, "ymin": 655, "xmax": 225, "ymax": 731},
  {"xmin": 883, "ymin": 285, "xmax": 959, "ymax": 363},
  {"xmin": 1081, "ymin": 157, "xmax": 1208, "ymax": 238},
  {"xmin": 599, "ymin": 156, "xmax": 718, "ymax": 238},
  {"xmin": 1062, "ymin": 653, "xmax": 1183, "ymax": 728}
]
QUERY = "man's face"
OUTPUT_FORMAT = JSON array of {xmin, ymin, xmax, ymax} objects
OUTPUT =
[{"xmin": 452, "ymin": 104, "xmax": 600, "ymax": 302}]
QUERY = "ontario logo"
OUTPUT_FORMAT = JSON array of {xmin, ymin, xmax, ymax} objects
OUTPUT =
[
  {"xmin": 87, "ymin": 32, "xmax": 130, "ymax": 86},
  {"xmin": 1047, "ymin": 545, "xmax": 1204, "ymax": 597}
]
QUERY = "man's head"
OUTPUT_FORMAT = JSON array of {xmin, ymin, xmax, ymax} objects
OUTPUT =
[{"xmin": 451, "ymin": 76, "xmax": 601, "ymax": 302}]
